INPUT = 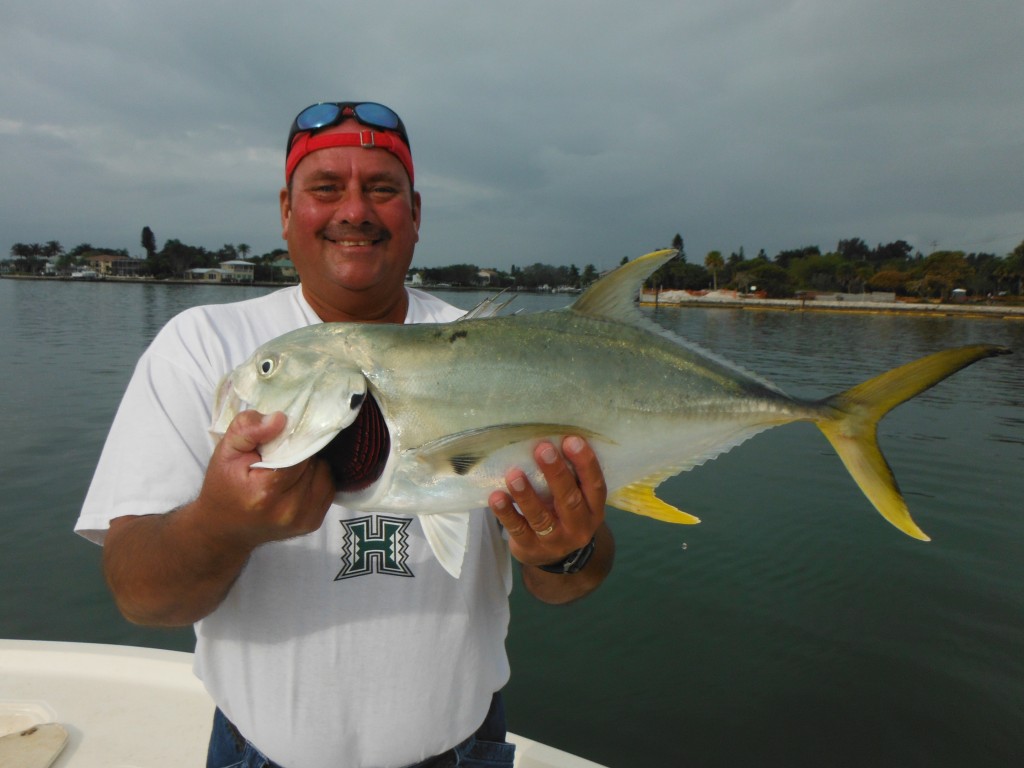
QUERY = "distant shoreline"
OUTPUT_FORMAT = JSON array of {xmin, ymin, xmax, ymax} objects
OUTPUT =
[
  {"xmin": 640, "ymin": 292, "xmax": 1024, "ymax": 320},
  {"xmin": 5, "ymin": 273, "xmax": 1023, "ymax": 320},
  {"xmin": 0, "ymin": 274, "xmax": 295, "ymax": 288}
]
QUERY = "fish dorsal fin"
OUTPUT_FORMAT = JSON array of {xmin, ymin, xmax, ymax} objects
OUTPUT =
[
  {"xmin": 417, "ymin": 423, "xmax": 608, "ymax": 476},
  {"xmin": 570, "ymin": 248, "xmax": 678, "ymax": 323},
  {"xmin": 420, "ymin": 512, "xmax": 471, "ymax": 578},
  {"xmin": 571, "ymin": 248, "xmax": 787, "ymax": 395},
  {"xmin": 608, "ymin": 477, "xmax": 701, "ymax": 525}
]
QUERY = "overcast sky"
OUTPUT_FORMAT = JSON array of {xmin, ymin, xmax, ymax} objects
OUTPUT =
[{"xmin": 3, "ymin": 0, "xmax": 1022, "ymax": 272}]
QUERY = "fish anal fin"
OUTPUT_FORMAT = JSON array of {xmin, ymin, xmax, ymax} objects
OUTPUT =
[
  {"xmin": 609, "ymin": 483, "xmax": 701, "ymax": 525},
  {"xmin": 418, "ymin": 424, "xmax": 609, "ymax": 476}
]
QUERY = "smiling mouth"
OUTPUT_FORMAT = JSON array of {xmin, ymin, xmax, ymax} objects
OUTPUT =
[
  {"xmin": 328, "ymin": 238, "xmax": 377, "ymax": 247},
  {"xmin": 322, "ymin": 225, "xmax": 390, "ymax": 248}
]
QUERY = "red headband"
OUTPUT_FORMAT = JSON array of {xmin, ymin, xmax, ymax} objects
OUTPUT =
[{"xmin": 285, "ymin": 129, "xmax": 415, "ymax": 186}]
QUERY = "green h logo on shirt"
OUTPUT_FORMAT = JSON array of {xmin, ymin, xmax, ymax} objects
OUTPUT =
[{"xmin": 336, "ymin": 516, "xmax": 414, "ymax": 580}]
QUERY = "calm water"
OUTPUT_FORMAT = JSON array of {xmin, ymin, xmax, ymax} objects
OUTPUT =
[{"xmin": 2, "ymin": 279, "xmax": 1022, "ymax": 767}]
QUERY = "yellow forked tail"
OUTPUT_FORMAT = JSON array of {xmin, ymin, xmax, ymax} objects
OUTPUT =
[{"xmin": 816, "ymin": 344, "xmax": 1011, "ymax": 540}]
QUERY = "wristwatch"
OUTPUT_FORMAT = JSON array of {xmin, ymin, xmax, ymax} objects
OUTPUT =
[{"xmin": 537, "ymin": 536, "xmax": 596, "ymax": 575}]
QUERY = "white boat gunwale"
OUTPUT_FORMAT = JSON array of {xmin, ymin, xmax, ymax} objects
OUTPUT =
[{"xmin": 0, "ymin": 639, "xmax": 606, "ymax": 768}]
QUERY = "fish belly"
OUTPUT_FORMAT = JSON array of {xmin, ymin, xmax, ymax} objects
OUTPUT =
[{"xmin": 340, "ymin": 416, "xmax": 780, "ymax": 516}]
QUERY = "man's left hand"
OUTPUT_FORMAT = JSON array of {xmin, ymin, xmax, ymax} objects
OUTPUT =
[{"xmin": 485, "ymin": 438, "xmax": 610, "ymax": 602}]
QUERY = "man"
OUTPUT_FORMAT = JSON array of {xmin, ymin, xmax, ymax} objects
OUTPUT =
[{"xmin": 76, "ymin": 102, "xmax": 613, "ymax": 768}]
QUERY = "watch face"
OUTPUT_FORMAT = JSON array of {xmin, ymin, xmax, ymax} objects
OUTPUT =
[
  {"xmin": 566, "ymin": 539, "xmax": 595, "ymax": 573},
  {"xmin": 540, "ymin": 537, "xmax": 596, "ymax": 574}
]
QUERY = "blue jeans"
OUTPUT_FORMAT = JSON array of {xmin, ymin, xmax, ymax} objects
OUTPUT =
[{"xmin": 207, "ymin": 692, "xmax": 515, "ymax": 768}]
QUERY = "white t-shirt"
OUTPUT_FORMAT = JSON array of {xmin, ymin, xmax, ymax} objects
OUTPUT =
[{"xmin": 76, "ymin": 286, "xmax": 513, "ymax": 768}]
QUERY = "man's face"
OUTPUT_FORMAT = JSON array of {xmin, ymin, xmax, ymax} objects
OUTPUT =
[{"xmin": 280, "ymin": 122, "xmax": 420, "ymax": 322}]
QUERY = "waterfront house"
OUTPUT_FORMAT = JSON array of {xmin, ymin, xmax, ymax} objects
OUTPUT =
[
  {"xmin": 85, "ymin": 253, "xmax": 144, "ymax": 277},
  {"xmin": 186, "ymin": 259, "xmax": 255, "ymax": 283}
]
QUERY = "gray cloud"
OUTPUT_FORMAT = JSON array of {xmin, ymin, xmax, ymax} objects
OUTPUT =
[{"xmin": 2, "ymin": 0, "xmax": 1022, "ymax": 272}]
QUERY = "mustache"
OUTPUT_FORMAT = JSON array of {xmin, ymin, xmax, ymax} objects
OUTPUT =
[{"xmin": 320, "ymin": 223, "xmax": 391, "ymax": 243}]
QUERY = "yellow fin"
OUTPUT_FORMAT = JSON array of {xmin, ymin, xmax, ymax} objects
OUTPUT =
[
  {"xmin": 817, "ymin": 419, "xmax": 930, "ymax": 541},
  {"xmin": 609, "ymin": 483, "xmax": 701, "ymax": 525},
  {"xmin": 570, "ymin": 248, "xmax": 679, "ymax": 322},
  {"xmin": 817, "ymin": 344, "xmax": 1011, "ymax": 541}
]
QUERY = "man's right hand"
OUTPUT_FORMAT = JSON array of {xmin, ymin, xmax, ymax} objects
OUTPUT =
[
  {"xmin": 103, "ymin": 410, "xmax": 335, "ymax": 626},
  {"xmin": 196, "ymin": 410, "xmax": 336, "ymax": 549}
]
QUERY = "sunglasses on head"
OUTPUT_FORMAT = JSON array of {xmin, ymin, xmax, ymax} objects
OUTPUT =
[{"xmin": 286, "ymin": 102, "xmax": 410, "ymax": 156}]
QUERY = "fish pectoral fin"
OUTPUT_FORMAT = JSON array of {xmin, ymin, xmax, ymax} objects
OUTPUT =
[
  {"xmin": 420, "ymin": 512, "xmax": 472, "ymax": 578},
  {"xmin": 417, "ymin": 424, "xmax": 608, "ymax": 476},
  {"xmin": 609, "ymin": 483, "xmax": 701, "ymax": 525}
]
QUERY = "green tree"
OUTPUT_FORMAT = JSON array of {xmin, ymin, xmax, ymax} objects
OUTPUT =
[
  {"xmin": 567, "ymin": 264, "xmax": 580, "ymax": 287},
  {"xmin": 774, "ymin": 245, "xmax": 819, "ymax": 269},
  {"xmin": 996, "ymin": 240, "xmax": 1024, "ymax": 295},
  {"xmin": 650, "ymin": 256, "xmax": 709, "ymax": 290},
  {"xmin": 789, "ymin": 252, "xmax": 847, "ymax": 292},
  {"xmin": 704, "ymin": 251, "xmax": 724, "ymax": 290},
  {"xmin": 867, "ymin": 270, "xmax": 911, "ymax": 295},
  {"xmin": 747, "ymin": 262, "xmax": 793, "ymax": 297},
  {"xmin": 141, "ymin": 227, "xmax": 157, "ymax": 260},
  {"xmin": 10, "ymin": 242, "xmax": 42, "ymax": 273},
  {"xmin": 216, "ymin": 244, "xmax": 239, "ymax": 262},
  {"xmin": 871, "ymin": 240, "xmax": 913, "ymax": 266},
  {"xmin": 965, "ymin": 253, "xmax": 1001, "ymax": 297},
  {"xmin": 837, "ymin": 238, "xmax": 870, "ymax": 262},
  {"xmin": 68, "ymin": 243, "xmax": 95, "ymax": 258},
  {"xmin": 422, "ymin": 264, "xmax": 481, "ymax": 286},
  {"xmin": 671, "ymin": 233, "xmax": 685, "ymax": 262},
  {"xmin": 151, "ymin": 239, "xmax": 209, "ymax": 278},
  {"xmin": 922, "ymin": 251, "xmax": 972, "ymax": 301},
  {"xmin": 43, "ymin": 240, "xmax": 64, "ymax": 258}
]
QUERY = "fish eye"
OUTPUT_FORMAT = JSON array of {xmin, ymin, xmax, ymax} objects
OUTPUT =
[{"xmin": 258, "ymin": 356, "xmax": 278, "ymax": 377}]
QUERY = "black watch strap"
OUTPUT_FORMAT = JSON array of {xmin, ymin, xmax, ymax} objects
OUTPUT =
[{"xmin": 537, "ymin": 536, "xmax": 596, "ymax": 575}]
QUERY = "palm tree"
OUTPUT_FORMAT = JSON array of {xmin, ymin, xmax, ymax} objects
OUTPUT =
[{"xmin": 704, "ymin": 250, "xmax": 724, "ymax": 290}]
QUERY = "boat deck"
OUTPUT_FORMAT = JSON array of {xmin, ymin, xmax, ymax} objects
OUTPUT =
[{"xmin": 0, "ymin": 640, "xmax": 605, "ymax": 768}]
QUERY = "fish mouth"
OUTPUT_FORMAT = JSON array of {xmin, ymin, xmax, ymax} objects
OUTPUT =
[
  {"xmin": 211, "ymin": 379, "xmax": 350, "ymax": 469},
  {"xmin": 211, "ymin": 375, "xmax": 241, "ymax": 437},
  {"xmin": 317, "ymin": 391, "xmax": 390, "ymax": 492}
]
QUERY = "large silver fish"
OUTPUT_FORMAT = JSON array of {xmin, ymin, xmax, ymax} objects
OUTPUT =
[{"xmin": 211, "ymin": 249, "xmax": 1009, "ymax": 577}]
